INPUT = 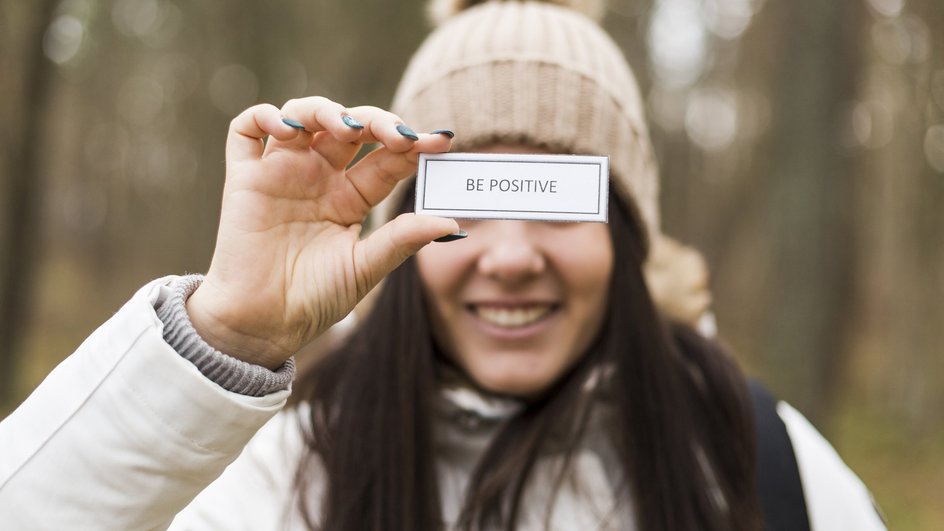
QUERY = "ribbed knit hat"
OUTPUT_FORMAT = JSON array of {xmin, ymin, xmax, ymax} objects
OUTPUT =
[
  {"xmin": 369, "ymin": 0, "xmax": 713, "ymax": 329},
  {"xmin": 376, "ymin": 0, "xmax": 659, "ymax": 244}
]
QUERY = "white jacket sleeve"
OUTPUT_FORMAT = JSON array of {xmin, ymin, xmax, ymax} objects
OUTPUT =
[
  {"xmin": 169, "ymin": 404, "xmax": 322, "ymax": 530},
  {"xmin": 778, "ymin": 403, "xmax": 887, "ymax": 531},
  {"xmin": 0, "ymin": 277, "xmax": 290, "ymax": 531}
]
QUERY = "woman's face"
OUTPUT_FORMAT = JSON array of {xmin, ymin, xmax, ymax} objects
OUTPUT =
[{"xmin": 416, "ymin": 148, "xmax": 613, "ymax": 398}]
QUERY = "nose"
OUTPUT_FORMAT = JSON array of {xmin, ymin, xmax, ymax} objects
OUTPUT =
[{"xmin": 477, "ymin": 221, "xmax": 546, "ymax": 284}]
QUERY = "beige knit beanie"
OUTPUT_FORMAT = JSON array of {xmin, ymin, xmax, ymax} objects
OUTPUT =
[
  {"xmin": 371, "ymin": 0, "xmax": 713, "ymax": 329},
  {"xmin": 377, "ymin": 0, "xmax": 658, "ymax": 241}
]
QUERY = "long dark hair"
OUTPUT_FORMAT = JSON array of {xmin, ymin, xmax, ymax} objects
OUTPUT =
[{"xmin": 295, "ymin": 193, "xmax": 762, "ymax": 530}]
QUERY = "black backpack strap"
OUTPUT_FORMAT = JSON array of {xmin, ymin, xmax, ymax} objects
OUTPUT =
[{"xmin": 748, "ymin": 380, "xmax": 812, "ymax": 531}]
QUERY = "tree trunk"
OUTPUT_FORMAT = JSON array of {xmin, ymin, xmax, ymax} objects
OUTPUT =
[
  {"xmin": 750, "ymin": 0, "xmax": 864, "ymax": 421},
  {"xmin": 0, "ymin": 0, "xmax": 59, "ymax": 411}
]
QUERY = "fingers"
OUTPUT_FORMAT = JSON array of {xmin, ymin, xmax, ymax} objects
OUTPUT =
[
  {"xmin": 269, "ymin": 96, "xmax": 364, "ymax": 152},
  {"xmin": 345, "ymin": 106, "xmax": 424, "ymax": 152},
  {"xmin": 345, "ymin": 132, "xmax": 454, "ymax": 207},
  {"xmin": 310, "ymin": 132, "xmax": 362, "ymax": 170},
  {"xmin": 226, "ymin": 104, "xmax": 305, "ymax": 163},
  {"xmin": 356, "ymin": 213, "xmax": 461, "ymax": 285},
  {"xmin": 268, "ymin": 100, "xmax": 437, "ymax": 170},
  {"xmin": 310, "ymin": 105, "xmax": 433, "ymax": 170},
  {"xmin": 228, "ymin": 98, "xmax": 454, "ymax": 189}
]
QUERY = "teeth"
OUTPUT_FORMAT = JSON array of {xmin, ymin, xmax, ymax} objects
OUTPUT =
[{"xmin": 474, "ymin": 305, "xmax": 552, "ymax": 328}]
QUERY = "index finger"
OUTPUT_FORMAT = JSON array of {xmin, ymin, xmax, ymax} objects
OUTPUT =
[
  {"xmin": 345, "ymin": 132, "xmax": 454, "ymax": 207},
  {"xmin": 267, "ymin": 96, "xmax": 365, "ymax": 153},
  {"xmin": 226, "ymin": 104, "xmax": 302, "ymax": 163},
  {"xmin": 345, "ymin": 105, "xmax": 420, "ymax": 153}
]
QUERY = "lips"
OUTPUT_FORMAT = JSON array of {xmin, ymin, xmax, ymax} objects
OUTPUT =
[{"xmin": 469, "ymin": 303, "xmax": 556, "ymax": 328}]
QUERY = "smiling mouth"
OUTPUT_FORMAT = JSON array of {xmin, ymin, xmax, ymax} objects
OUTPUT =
[{"xmin": 469, "ymin": 304, "xmax": 557, "ymax": 328}]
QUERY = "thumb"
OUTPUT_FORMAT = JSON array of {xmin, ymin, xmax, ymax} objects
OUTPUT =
[{"xmin": 356, "ymin": 213, "xmax": 461, "ymax": 284}]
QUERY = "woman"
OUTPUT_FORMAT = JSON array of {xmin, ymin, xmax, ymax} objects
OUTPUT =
[{"xmin": 0, "ymin": 1, "xmax": 884, "ymax": 529}]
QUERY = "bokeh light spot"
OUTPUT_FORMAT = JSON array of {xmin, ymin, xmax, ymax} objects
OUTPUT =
[
  {"xmin": 871, "ymin": 18, "xmax": 911, "ymax": 64},
  {"xmin": 848, "ymin": 101, "xmax": 894, "ymax": 150},
  {"xmin": 901, "ymin": 15, "xmax": 930, "ymax": 64},
  {"xmin": 924, "ymin": 125, "xmax": 944, "ymax": 173},
  {"xmin": 648, "ymin": 0, "xmax": 709, "ymax": 88},
  {"xmin": 208, "ymin": 64, "xmax": 260, "ymax": 116},
  {"xmin": 43, "ymin": 15, "xmax": 84, "ymax": 65},
  {"xmin": 866, "ymin": 0, "xmax": 905, "ymax": 18},
  {"xmin": 59, "ymin": 182, "xmax": 108, "ymax": 234},
  {"xmin": 685, "ymin": 87, "xmax": 738, "ymax": 152},
  {"xmin": 117, "ymin": 76, "xmax": 165, "ymax": 127},
  {"xmin": 931, "ymin": 70, "xmax": 944, "ymax": 113},
  {"xmin": 155, "ymin": 54, "xmax": 200, "ymax": 103},
  {"xmin": 112, "ymin": 0, "xmax": 161, "ymax": 38},
  {"xmin": 142, "ymin": 2, "xmax": 183, "ymax": 49},
  {"xmin": 273, "ymin": 58, "xmax": 310, "ymax": 100},
  {"xmin": 83, "ymin": 122, "xmax": 131, "ymax": 173},
  {"xmin": 704, "ymin": 0, "xmax": 756, "ymax": 40}
]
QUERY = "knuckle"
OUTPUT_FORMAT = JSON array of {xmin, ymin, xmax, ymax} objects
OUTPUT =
[{"xmin": 312, "ymin": 96, "xmax": 343, "ymax": 115}]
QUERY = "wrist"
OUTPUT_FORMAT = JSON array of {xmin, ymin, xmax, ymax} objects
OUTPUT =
[{"xmin": 186, "ymin": 282, "xmax": 293, "ymax": 370}]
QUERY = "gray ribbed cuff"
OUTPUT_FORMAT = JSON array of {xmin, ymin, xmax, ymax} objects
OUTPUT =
[{"xmin": 155, "ymin": 274, "xmax": 295, "ymax": 397}]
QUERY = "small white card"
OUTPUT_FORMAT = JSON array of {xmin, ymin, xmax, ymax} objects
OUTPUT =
[{"xmin": 415, "ymin": 153, "xmax": 609, "ymax": 222}]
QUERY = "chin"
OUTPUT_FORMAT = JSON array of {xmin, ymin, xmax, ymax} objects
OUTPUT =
[{"xmin": 472, "ymin": 366, "xmax": 556, "ymax": 399}]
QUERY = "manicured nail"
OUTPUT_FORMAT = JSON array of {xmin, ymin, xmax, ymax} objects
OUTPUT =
[
  {"xmin": 342, "ymin": 114, "xmax": 364, "ymax": 129},
  {"xmin": 430, "ymin": 129, "xmax": 455, "ymax": 138},
  {"xmin": 281, "ymin": 117, "xmax": 305, "ymax": 130},
  {"xmin": 433, "ymin": 230, "xmax": 468, "ymax": 243},
  {"xmin": 396, "ymin": 124, "xmax": 419, "ymax": 141}
]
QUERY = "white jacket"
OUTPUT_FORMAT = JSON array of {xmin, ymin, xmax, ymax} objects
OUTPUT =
[{"xmin": 0, "ymin": 277, "xmax": 886, "ymax": 530}]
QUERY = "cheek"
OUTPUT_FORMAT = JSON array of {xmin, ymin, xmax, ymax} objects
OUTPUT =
[
  {"xmin": 549, "ymin": 228, "xmax": 614, "ymax": 339},
  {"xmin": 416, "ymin": 245, "xmax": 463, "ymax": 296},
  {"xmin": 550, "ymin": 227, "xmax": 613, "ymax": 297},
  {"xmin": 415, "ymin": 244, "xmax": 475, "ymax": 339},
  {"xmin": 563, "ymin": 252, "xmax": 612, "ymax": 295},
  {"xmin": 416, "ymin": 251, "xmax": 453, "ymax": 356}
]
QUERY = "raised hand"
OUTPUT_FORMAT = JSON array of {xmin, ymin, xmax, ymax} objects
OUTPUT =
[{"xmin": 185, "ymin": 97, "xmax": 458, "ymax": 369}]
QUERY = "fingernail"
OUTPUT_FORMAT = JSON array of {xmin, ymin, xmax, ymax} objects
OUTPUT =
[
  {"xmin": 282, "ymin": 117, "xmax": 305, "ymax": 130},
  {"xmin": 396, "ymin": 124, "xmax": 419, "ymax": 141},
  {"xmin": 430, "ymin": 129, "xmax": 455, "ymax": 138},
  {"xmin": 342, "ymin": 114, "xmax": 364, "ymax": 129},
  {"xmin": 433, "ymin": 230, "xmax": 468, "ymax": 243}
]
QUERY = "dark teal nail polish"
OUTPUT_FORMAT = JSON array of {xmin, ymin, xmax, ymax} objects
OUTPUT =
[
  {"xmin": 396, "ymin": 124, "xmax": 419, "ymax": 141},
  {"xmin": 434, "ymin": 230, "xmax": 468, "ymax": 243},
  {"xmin": 430, "ymin": 129, "xmax": 455, "ymax": 138},
  {"xmin": 282, "ymin": 117, "xmax": 305, "ymax": 130},
  {"xmin": 342, "ymin": 114, "xmax": 364, "ymax": 129}
]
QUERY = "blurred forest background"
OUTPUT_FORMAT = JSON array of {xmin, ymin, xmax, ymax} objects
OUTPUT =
[{"xmin": 1, "ymin": 0, "xmax": 942, "ymax": 527}]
